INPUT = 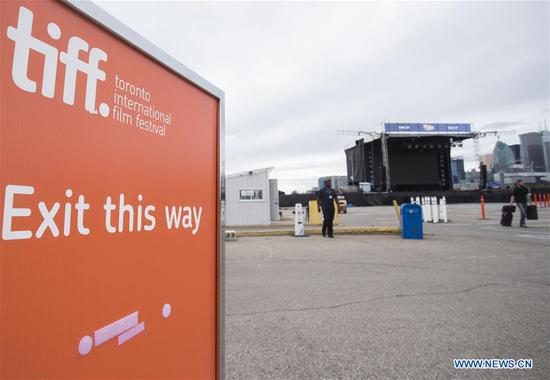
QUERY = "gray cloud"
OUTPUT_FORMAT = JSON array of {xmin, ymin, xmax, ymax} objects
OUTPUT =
[
  {"xmin": 480, "ymin": 122, "xmax": 527, "ymax": 130},
  {"xmin": 95, "ymin": 1, "xmax": 549, "ymax": 192}
]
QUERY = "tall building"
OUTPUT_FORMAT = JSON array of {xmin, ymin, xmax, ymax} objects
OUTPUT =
[
  {"xmin": 479, "ymin": 154, "xmax": 493, "ymax": 170},
  {"xmin": 451, "ymin": 158, "xmax": 466, "ymax": 183},
  {"xmin": 543, "ymin": 131, "xmax": 550, "ymax": 172},
  {"xmin": 492, "ymin": 141, "xmax": 514, "ymax": 173},
  {"xmin": 465, "ymin": 168, "xmax": 480, "ymax": 183},
  {"xmin": 519, "ymin": 132, "xmax": 545, "ymax": 171},
  {"xmin": 509, "ymin": 144, "xmax": 521, "ymax": 165}
]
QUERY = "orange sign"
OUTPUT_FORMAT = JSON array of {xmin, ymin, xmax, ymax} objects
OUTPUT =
[{"xmin": 0, "ymin": 0, "xmax": 223, "ymax": 378}]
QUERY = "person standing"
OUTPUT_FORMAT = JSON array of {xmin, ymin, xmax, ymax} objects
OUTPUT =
[
  {"xmin": 317, "ymin": 179, "xmax": 338, "ymax": 238},
  {"xmin": 510, "ymin": 179, "xmax": 530, "ymax": 228}
]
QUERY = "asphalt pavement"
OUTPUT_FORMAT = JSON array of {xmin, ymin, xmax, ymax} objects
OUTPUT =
[{"xmin": 225, "ymin": 203, "xmax": 549, "ymax": 379}]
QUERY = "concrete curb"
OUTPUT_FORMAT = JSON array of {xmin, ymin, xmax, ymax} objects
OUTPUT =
[{"xmin": 234, "ymin": 226, "xmax": 401, "ymax": 238}]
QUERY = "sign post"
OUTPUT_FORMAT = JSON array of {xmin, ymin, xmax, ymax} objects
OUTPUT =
[{"xmin": 1, "ymin": 0, "xmax": 224, "ymax": 378}]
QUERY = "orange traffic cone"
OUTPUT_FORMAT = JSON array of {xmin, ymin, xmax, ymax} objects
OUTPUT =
[{"xmin": 480, "ymin": 195, "xmax": 486, "ymax": 220}]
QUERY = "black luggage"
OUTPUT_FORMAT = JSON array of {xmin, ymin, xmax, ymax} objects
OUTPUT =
[
  {"xmin": 526, "ymin": 205, "xmax": 538, "ymax": 220},
  {"xmin": 500, "ymin": 211, "xmax": 513, "ymax": 227},
  {"xmin": 502, "ymin": 205, "xmax": 516, "ymax": 213}
]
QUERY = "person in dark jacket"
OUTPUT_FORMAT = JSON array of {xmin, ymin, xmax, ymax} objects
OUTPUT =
[
  {"xmin": 317, "ymin": 179, "xmax": 338, "ymax": 238},
  {"xmin": 510, "ymin": 179, "xmax": 531, "ymax": 228}
]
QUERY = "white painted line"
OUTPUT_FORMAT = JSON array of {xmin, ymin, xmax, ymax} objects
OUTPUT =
[
  {"xmin": 94, "ymin": 311, "xmax": 139, "ymax": 346},
  {"xmin": 517, "ymin": 235, "xmax": 550, "ymax": 240},
  {"xmin": 481, "ymin": 227, "xmax": 510, "ymax": 232},
  {"xmin": 117, "ymin": 321, "xmax": 145, "ymax": 345}
]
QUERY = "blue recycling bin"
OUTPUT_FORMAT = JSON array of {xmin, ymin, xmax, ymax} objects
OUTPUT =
[{"xmin": 400, "ymin": 203, "xmax": 423, "ymax": 239}]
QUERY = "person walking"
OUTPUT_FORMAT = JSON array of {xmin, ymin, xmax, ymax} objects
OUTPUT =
[
  {"xmin": 510, "ymin": 179, "xmax": 530, "ymax": 228},
  {"xmin": 317, "ymin": 179, "xmax": 338, "ymax": 238}
]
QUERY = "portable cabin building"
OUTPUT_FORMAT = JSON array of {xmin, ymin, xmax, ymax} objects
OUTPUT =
[{"xmin": 226, "ymin": 167, "xmax": 278, "ymax": 226}]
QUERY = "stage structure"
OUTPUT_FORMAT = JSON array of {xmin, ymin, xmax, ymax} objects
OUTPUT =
[{"xmin": 344, "ymin": 123, "xmax": 475, "ymax": 192}]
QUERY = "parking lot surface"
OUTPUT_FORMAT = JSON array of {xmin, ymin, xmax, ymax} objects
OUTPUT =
[{"xmin": 225, "ymin": 203, "xmax": 549, "ymax": 379}]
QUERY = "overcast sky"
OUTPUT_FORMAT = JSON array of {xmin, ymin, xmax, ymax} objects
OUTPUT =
[{"xmin": 95, "ymin": 0, "xmax": 549, "ymax": 193}]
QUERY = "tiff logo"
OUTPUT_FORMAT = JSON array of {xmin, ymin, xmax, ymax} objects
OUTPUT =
[{"xmin": 7, "ymin": 6, "xmax": 110, "ymax": 117}]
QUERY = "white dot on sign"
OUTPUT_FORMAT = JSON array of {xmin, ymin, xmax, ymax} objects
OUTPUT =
[
  {"xmin": 47, "ymin": 23, "xmax": 61, "ymax": 39},
  {"xmin": 99, "ymin": 103, "xmax": 110, "ymax": 117},
  {"xmin": 78, "ymin": 336, "xmax": 93, "ymax": 356},
  {"xmin": 162, "ymin": 304, "xmax": 172, "ymax": 319},
  {"xmin": 138, "ymin": 194, "xmax": 143, "ymax": 201}
]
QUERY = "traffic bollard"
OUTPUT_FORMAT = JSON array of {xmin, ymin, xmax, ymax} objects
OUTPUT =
[
  {"xmin": 294, "ymin": 203, "xmax": 305, "ymax": 236},
  {"xmin": 440, "ymin": 196, "xmax": 448, "ymax": 223},
  {"xmin": 421, "ymin": 197, "xmax": 428, "ymax": 222},
  {"xmin": 425, "ymin": 197, "xmax": 432, "ymax": 222},
  {"xmin": 431, "ymin": 196, "xmax": 439, "ymax": 223}
]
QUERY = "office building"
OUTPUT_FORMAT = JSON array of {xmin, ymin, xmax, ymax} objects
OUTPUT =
[
  {"xmin": 519, "ymin": 132, "xmax": 545, "ymax": 171},
  {"xmin": 451, "ymin": 158, "xmax": 466, "ymax": 183}
]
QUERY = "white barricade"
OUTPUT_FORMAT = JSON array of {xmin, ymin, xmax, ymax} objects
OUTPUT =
[
  {"xmin": 423, "ymin": 197, "xmax": 432, "ymax": 222},
  {"xmin": 415, "ymin": 195, "xmax": 448, "ymax": 223},
  {"xmin": 439, "ymin": 196, "xmax": 448, "ymax": 223},
  {"xmin": 431, "ymin": 196, "xmax": 439, "ymax": 223}
]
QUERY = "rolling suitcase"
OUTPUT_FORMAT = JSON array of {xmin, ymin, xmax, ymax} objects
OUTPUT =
[
  {"xmin": 500, "ymin": 211, "xmax": 513, "ymax": 226},
  {"xmin": 502, "ymin": 205, "xmax": 516, "ymax": 213},
  {"xmin": 526, "ymin": 205, "xmax": 538, "ymax": 220},
  {"xmin": 500, "ymin": 205, "xmax": 515, "ymax": 226}
]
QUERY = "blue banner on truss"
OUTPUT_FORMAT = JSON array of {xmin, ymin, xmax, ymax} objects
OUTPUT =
[{"xmin": 384, "ymin": 123, "xmax": 471, "ymax": 134}]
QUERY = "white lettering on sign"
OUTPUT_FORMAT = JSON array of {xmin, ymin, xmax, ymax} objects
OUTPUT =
[
  {"xmin": 164, "ymin": 206, "xmax": 203, "ymax": 235},
  {"xmin": 2, "ymin": 185, "xmax": 34, "ymax": 240},
  {"xmin": 7, "ymin": 6, "xmax": 108, "ymax": 116},
  {"xmin": 1, "ymin": 185, "xmax": 204, "ymax": 240},
  {"xmin": 103, "ymin": 194, "xmax": 156, "ymax": 234},
  {"xmin": 6, "ymin": 5, "xmax": 175, "ymax": 138},
  {"xmin": 2, "ymin": 185, "xmax": 91, "ymax": 240}
]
